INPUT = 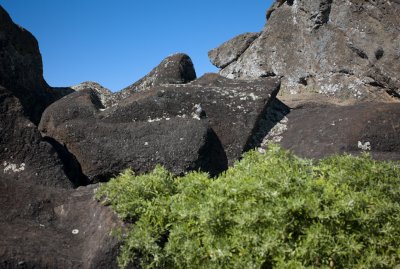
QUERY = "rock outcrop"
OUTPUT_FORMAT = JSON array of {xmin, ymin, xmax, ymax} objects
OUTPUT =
[
  {"xmin": 0, "ymin": 86, "xmax": 85, "ymax": 188},
  {"xmin": 213, "ymin": 0, "xmax": 400, "ymax": 101},
  {"xmin": 208, "ymin": 32, "xmax": 260, "ymax": 69},
  {"xmin": 260, "ymin": 101, "xmax": 400, "ymax": 160},
  {"xmin": 0, "ymin": 5, "xmax": 85, "ymax": 188},
  {"xmin": 39, "ymin": 71, "xmax": 281, "ymax": 182},
  {"xmin": 3, "ymin": 1, "xmax": 400, "ymax": 267},
  {"xmin": 116, "ymin": 53, "xmax": 197, "ymax": 100},
  {"xmin": 0, "ymin": 179, "xmax": 121, "ymax": 269},
  {"xmin": 0, "ymin": 5, "xmax": 67, "ymax": 124},
  {"xmin": 0, "ymin": 5, "xmax": 121, "ymax": 267},
  {"xmin": 208, "ymin": 0, "xmax": 400, "ymax": 161}
]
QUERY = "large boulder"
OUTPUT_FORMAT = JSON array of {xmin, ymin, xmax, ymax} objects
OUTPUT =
[
  {"xmin": 39, "ymin": 71, "xmax": 281, "ymax": 182},
  {"xmin": 260, "ymin": 100, "xmax": 400, "ymax": 160},
  {"xmin": 0, "ymin": 179, "xmax": 121, "ymax": 268},
  {"xmin": 208, "ymin": 32, "xmax": 260, "ymax": 69},
  {"xmin": 39, "ymin": 87, "xmax": 228, "ymax": 183},
  {"xmin": 0, "ymin": 5, "xmax": 86, "ymax": 188},
  {"xmin": 0, "ymin": 86, "xmax": 85, "ymax": 188},
  {"xmin": 0, "ymin": 5, "xmax": 65, "ymax": 124},
  {"xmin": 214, "ymin": 0, "xmax": 400, "ymax": 101}
]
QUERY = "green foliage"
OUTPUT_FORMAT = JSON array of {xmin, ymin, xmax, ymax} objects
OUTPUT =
[{"xmin": 96, "ymin": 145, "xmax": 400, "ymax": 269}]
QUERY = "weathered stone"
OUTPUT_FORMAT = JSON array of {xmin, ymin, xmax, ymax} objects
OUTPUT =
[
  {"xmin": 104, "ymin": 73, "xmax": 281, "ymax": 164},
  {"xmin": 71, "ymin": 81, "xmax": 115, "ymax": 107},
  {"xmin": 0, "ymin": 5, "xmax": 66, "ymax": 124},
  {"xmin": 0, "ymin": 86, "xmax": 85, "ymax": 188},
  {"xmin": 217, "ymin": 0, "xmax": 400, "ymax": 101},
  {"xmin": 261, "ymin": 101, "xmax": 400, "ymax": 160},
  {"xmin": 116, "ymin": 53, "xmax": 196, "ymax": 100},
  {"xmin": 208, "ymin": 32, "xmax": 260, "ymax": 69},
  {"xmin": 39, "ymin": 88, "xmax": 228, "ymax": 182},
  {"xmin": 0, "ymin": 179, "xmax": 121, "ymax": 268},
  {"xmin": 39, "ymin": 73, "xmax": 280, "ymax": 181}
]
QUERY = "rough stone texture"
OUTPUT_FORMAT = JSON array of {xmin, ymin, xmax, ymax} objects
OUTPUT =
[
  {"xmin": 116, "ymin": 53, "xmax": 197, "ymax": 100},
  {"xmin": 0, "ymin": 86, "xmax": 85, "ymax": 188},
  {"xmin": 39, "ymin": 73, "xmax": 280, "ymax": 182},
  {"xmin": 217, "ymin": 0, "xmax": 400, "ymax": 101},
  {"xmin": 71, "ymin": 81, "xmax": 115, "ymax": 107},
  {"xmin": 0, "ymin": 5, "xmax": 65, "ymax": 124},
  {"xmin": 0, "ymin": 179, "xmax": 121, "ymax": 269},
  {"xmin": 261, "ymin": 101, "xmax": 400, "ymax": 160},
  {"xmin": 103, "ymin": 73, "xmax": 281, "ymax": 164},
  {"xmin": 208, "ymin": 32, "xmax": 260, "ymax": 69},
  {"xmin": 39, "ymin": 88, "xmax": 228, "ymax": 183}
]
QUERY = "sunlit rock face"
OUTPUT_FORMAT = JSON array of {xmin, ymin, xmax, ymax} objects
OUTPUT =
[{"xmin": 213, "ymin": 0, "xmax": 400, "ymax": 101}]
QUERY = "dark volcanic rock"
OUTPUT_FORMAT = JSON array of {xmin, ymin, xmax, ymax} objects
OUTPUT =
[
  {"xmin": 208, "ymin": 32, "xmax": 260, "ymax": 69},
  {"xmin": 0, "ymin": 86, "xmax": 85, "ymax": 188},
  {"xmin": 39, "ymin": 88, "xmax": 228, "ymax": 182},
  {"xmin": 0, "ymin": 179, "xmax": 121, "ymax": 268},
  {"xmin": 71, "ymin": 81, "xmax": 115, "ymax": 107},
  {"xmin": 116, "ymin": 53, "xmax": 197, "ymax": 100},
  {"xmin": 216, "ymin": 0, "xmax": 400, "ymax": 101},
  {"xmin": 39, "ymin": 73, "xmax": 280, "ymax": 181},
  {"xmin": 0, "ymin": 5, "xmax": 64, "ymax": 124},
  {"xmin": 261, "ymin": 101, "xmax": 400, "ymax": 160},
  {"xmin": 101, "ymin": 73, "xmax": 281, "ymax": 165}
]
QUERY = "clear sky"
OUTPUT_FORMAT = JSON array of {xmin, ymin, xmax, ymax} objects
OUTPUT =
[{"xmin": 1, "ymin": 1, "xmax": 273, "ymax": 92}]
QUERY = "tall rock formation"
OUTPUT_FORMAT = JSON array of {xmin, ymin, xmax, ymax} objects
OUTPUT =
[
  {"xmin": 0, "ymin": 5, "xmax": 121, "ymax": 268},
  {"xmin": 210, "ymin": 0, "xmax": 400, "ymax": 160},
  {"xmin": 0, "ymin": 6, "xmax": 84, "ymax": 187},
  {"xmin": 0, "ymin": 5, "xmax": 65, "ymax": 124},
  {"xmin": 213, "ymin": 0, "xmax": 400, "ymax": 101}
]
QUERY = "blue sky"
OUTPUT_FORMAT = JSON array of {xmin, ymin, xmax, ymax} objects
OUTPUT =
[{"xmin": 1, "ymin": 1, "xmax": 273, "ymax": 91}]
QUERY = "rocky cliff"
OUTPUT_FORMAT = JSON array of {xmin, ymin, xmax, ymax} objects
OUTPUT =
[
  {"xmin": 209, "ymin": 0, "xmax": 400, "ymax": 160},
  {"xmin": 1, "ymin": 1, "xmax": 400, "ymax": 268}
]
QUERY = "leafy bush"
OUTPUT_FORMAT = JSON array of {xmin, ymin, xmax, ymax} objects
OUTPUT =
[{"xmin": 96, "ymin": 145, "xmax": 400, "ymax": 268}]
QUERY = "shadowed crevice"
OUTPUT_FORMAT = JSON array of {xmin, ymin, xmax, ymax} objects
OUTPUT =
[
  {"xmin": 42, "ymin": 136, "xmax": 90, "ymax": 187},
  {"xmin": 243, "ymin": 96, "xmax": 291, "ymax": 153}
]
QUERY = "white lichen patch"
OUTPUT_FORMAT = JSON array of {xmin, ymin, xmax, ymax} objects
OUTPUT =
[
  {"xmin": 358, "ymin": 141, "xmax": 371, "ymax": 151},
  {"xmin": 260, "ymin": 117, "xmax": 289, "ymax": 148},
  {"xmin": 147, "ymin": 115, "xmax": 172, "ymax": 122},
  {"xmin": 72, "ymin": 229, "xmax": 79, "ymax": 235},
  {"xmin": 3, "ymin": 161, "xmax": 25, "ymax": 173},
  {"xmin": 192, "ymin": 114, "xmax": 201, "ymax": 120},
  {"xmin": 239, "ymin": 92, "xmax": 261, "ymax": 101},
  {"xmin": 319, "ymin": 84, "xmax": 340, "ymax": 95}
]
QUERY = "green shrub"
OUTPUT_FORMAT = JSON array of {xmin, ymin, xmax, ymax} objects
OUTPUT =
[{"xmin": 96, "ymin": 145, "xmax": 400, "ymax": 269}]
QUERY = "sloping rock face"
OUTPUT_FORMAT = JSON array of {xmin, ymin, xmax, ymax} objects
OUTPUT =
[
  {"xmin": 0, "ymin": 5, "xmax": 122, "ymax": 268},
  {"xmin": 0, "ymin": 6, "xmax": 63, "ymax": 124},
  {"xmin": 39, "ymin": 73, "xmax": 280, "ymax": 182},
  {"xmin": 215, "ymin": 0, "xmax": 400, "ymax": 101},
  {"xmin": 208, "ymin": 32, "xmax": 260, "ymax": 69},
  {"xmin": 116, "ymin": 53, "xmax": 197, "ymax": 100},
  {"xmin": 0, "ymin": 77, "xmax": 84, "ymax": 188},
  {"xmin": 71, "ymin": 81, "xmax": 115, "ymax": 107},
  {"xmin": 109, "ymin": 73, "xmax": 281, "ymax": 163},
  {"xmin": 0, "ymin": 180, "xmax": 121, "ymax": 269},
  {"xmin": 0, "ymin": 6, "xmax": 85, "ymax": 188}
]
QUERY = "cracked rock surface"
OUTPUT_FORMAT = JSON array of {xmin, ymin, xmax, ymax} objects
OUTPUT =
[
  {"xmin": 260, "ymin": 100, "xmax": 400, "ymax": 160},
  {"xmin": 214, "ymin": 0, "xmax": 400, "ymax": 101},
  {"xmin": 39, "ymin": 72, "xmax": 281, "ymax": 182}
]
